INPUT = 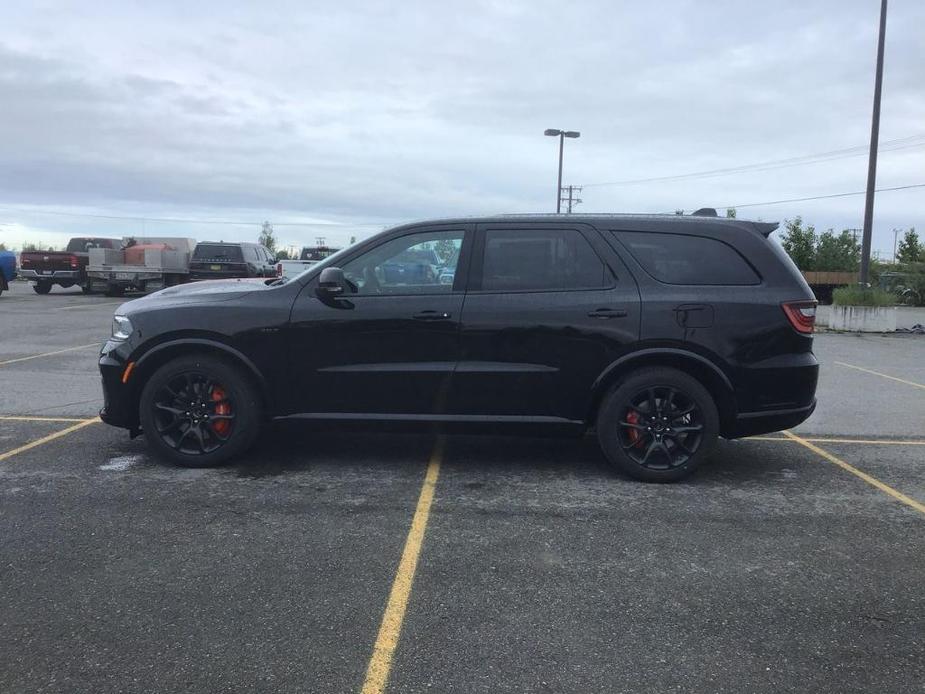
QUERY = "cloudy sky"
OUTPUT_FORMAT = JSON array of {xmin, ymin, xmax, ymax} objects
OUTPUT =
[{"xmin": 0, "ymin": 0, "xmax": 922, "ymax": 256}]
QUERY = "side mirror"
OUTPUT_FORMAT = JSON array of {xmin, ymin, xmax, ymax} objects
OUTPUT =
[{"xmin": 317, "ymin": 266, "xmax": 346, "ymax": 297}]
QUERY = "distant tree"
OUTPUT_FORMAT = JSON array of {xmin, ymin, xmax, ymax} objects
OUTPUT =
[
  {"xmin": 779, "ymin": 217, "xmax": 817, "ymax": 270},
  {"xmin": 258, "ymin": 221, "xmax": 277, "ymax": 254},
  {"xmin": 725, "ymin": 208, "xmax": 736, "ymax": 218},
  {"xmin": 674, "ymin": 209, "xmax": 684, "ymax": 215},
  {"xmin": 814, "ymin": 229, "xmax": 861, "ymax": 272},
  {"xmin": 22, "ymin": 242, "xmax": 38, "ymax": 252},
  {"xmin": 275, "ymin": 248, "xmax": 291, "ymax": 261},
  {"xmin": 896, "ymin": 228, "xmax": 921, "ymax": 263},
  {"xmin": 0, "ymin": 242, "xmax": 6, "ymax": 251}
]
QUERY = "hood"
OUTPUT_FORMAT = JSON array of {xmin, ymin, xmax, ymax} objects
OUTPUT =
[{"xmin": 117, "ymin": 277, "xmax": 274, "ymax": 312}]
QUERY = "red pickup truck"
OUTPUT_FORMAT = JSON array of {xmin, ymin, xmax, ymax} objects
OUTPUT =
[{"xmin": 19, "ymin": 237, "xmax": 121, "ymax": 294}]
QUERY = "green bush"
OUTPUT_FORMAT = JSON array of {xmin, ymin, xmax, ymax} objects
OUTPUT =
[{"xmin": 832, "ymin": 286, "xmax": 895, "ymax": 307}]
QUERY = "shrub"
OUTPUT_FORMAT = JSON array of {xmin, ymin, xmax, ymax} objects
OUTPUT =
[{"xmin": 832, "ymin": 286, "xmax": 895, "ymax": 307}]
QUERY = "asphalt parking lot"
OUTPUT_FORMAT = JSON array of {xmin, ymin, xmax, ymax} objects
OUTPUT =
[{"xmin": 1, "ymin": 280, "xmax": 923, "ymax": 694}]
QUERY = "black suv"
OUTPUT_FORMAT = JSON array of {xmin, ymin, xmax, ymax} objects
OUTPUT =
[
  {"xmin": 188, "ymin": 242, "xmax": 277, "ymax": 281},
  {"xmin": 99, "ymin": 213, "xmax": 818, "ymax": 481}
]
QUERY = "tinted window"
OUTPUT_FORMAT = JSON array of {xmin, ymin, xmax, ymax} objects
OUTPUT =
[
  {"xmin": 193, "ymin": 244, "xmax": 244, "ymax": 262},
  {"xmin": 342, "ymin": 230, "xmax": 463, "ymax": 295},
  {"xmin": 481, "ymin": 228, "xmax": 608, "ymax": 291},
  {"xmin": 617, "ymin": 232, "xmax": 760, "ymax": 285}
]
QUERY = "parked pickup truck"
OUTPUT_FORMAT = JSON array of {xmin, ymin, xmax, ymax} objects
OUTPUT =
[{"xmin": 19, "ymin": 237, "xmax": 121, "ymax": 294}]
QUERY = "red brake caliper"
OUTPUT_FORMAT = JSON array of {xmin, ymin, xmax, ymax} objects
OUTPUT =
[
  {"xmin": 625, "ymin": 410, "xmax": 642, "ymax": 447},
  {"xmin": 211, "ymin": 386, "xmax": 231, "ymax": 436}
]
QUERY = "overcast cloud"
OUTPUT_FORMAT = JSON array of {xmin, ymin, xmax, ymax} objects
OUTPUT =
[{"xmin": 0, "ymin": 0, "xmax": 922, "ymax": 254}]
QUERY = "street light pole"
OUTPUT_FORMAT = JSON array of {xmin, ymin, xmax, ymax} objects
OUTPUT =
[
  {"xmin": 556, "ymin": 134, "xmax": 565, "ymax": 213},
  {"xmin": 544, "ymin": 129, "xmax": 580, "ymax": 213},
  {"xmin": 860, "ymin": 0, "xmax": 888, "ymax": 285}
]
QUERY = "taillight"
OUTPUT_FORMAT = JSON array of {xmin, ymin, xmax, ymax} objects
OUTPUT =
[
  {"xmin": 69, "ymin": 254, "xmax": 79, "ymax": 269},
  {"xmin": 276, "ymin": 263, "xmax": 283, "ymax": 277},
  {"xmin": 782, "ymin": 300, "xmax": 817, "ymax": 334}
]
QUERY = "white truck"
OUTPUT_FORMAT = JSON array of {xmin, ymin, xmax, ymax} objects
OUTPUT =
[{"xmin": 87, "ymin": 237, "xmax": 197, "ymax": 296}]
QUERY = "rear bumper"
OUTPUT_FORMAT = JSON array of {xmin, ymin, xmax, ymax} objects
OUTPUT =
[
  {"xmin": 20, "ymin": 269, "xmax": 79, "ymax": 281},
  {"xmin": 727, "ymin": 399, "xmax": 817, "ymax": 438}
]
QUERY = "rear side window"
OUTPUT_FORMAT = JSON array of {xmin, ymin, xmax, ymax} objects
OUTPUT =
[
  {"xmin": 481, "ymin": 228, "xmax": 609, "ymax": 291},
  {"xmin": 616, "ymin": 231, "xmax": 760, "ymax": 285},
  {"xmin": 193, "ymin": 244, "xmax": 244, "ymax": 262}
]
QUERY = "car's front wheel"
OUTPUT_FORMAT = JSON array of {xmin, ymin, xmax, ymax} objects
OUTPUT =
[
  {"xmin": 597, "ymin": 367, "xmax": 719, "ymax": 482},
  {"xmin": 139, "ymin": 355, "xmax": 262, "ymax": 467}
]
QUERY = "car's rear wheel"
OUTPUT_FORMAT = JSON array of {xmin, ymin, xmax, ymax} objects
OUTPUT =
[
  {"xmin": 139, "ymin": 355, "xmax": 262, "ymax": 467},
  {"xmin": 597, "ymin": 367, "xmax": 719, "ymax": 482},
  {"xmin": 33, "ymin": 281, "xmax": 52, "ymax": 294}
]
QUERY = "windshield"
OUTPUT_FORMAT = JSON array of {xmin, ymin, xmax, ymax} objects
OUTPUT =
[{"xmin": 287, "ymin": 243, "xmax": 363, "ymax": 283}]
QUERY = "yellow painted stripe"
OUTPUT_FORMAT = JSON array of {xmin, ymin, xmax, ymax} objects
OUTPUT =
[
  {"xmin": 0, "ymin": 415, "xmax": 88, "ymax": 423},
  {"xmin": 0, "ymin": 417, "xmax": 100, "ymax": 463},
  {"xmin": 782, "ymin": 430, "xmax": 925, "ymax": 516},
  {"xmin": 0, "ymin": 343, "xmax": 99, "ymax": 366},
  {"xmin": 361, "ymin": 436, "xmax": 444, "ymax": 694},
  {"xmin": 748, "ymin": 435, "xmax": 925, "ymax": 446},
  {"xmin": 835, "ymin": 360, "xmax": 925, "ymax": 391}
]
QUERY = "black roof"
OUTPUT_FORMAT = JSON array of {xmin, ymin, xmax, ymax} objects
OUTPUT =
[{"xmin": 388, "ymin": 213, "xmax": 779, "ymax": 237}]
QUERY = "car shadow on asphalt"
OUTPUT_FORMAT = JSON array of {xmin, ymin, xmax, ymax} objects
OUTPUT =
[{"xmin": 229, "ymin": 420, "xmax": 791, "ymax": 485}]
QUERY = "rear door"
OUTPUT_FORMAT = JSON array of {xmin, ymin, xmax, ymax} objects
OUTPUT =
[{"xmin": 449, "ymin": 223, "xmax": 641, "ymax": 422}]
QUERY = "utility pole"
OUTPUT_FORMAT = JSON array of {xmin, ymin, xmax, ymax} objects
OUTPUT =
[
  {"xmin": 859, "ymin": 0, "xmax": 888, "ymax": 286},
  {"xmin": 560, "ymin": 185, "xmax": 583, "ymax": 214},
  {"xmin": 892, "ymin": 228, "xmax": 901, "ymax": 262}
]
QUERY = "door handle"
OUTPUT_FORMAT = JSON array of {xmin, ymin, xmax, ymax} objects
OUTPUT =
[
  {"xmin": 587, "ymin": 308, "xmax": 628, "ymax": 319},
  {"xmin": 412, "ymin": 310, "xmax": 452, "ymax": 321}
]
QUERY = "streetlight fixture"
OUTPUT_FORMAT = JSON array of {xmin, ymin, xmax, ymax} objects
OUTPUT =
[{"xmin": 545, "ymin": 128, "xmax": 580, "ymax": 213}]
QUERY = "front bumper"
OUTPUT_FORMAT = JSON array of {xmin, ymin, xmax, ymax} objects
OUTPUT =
[
  {"xmin": 99, "ymin": 340, "xmax": 138, "ymax": 430},
  {"xmin": 20, "ymin": 269, "xmax": 79, "ymax": 281}
]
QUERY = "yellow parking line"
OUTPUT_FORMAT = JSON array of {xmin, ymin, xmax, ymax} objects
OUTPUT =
[
  {"xmin": 835, "ymin": 361, "xmax": 925, "ymax": 391},
  {"xmin": 0, "ymin": 417, "xmax": 100, "ymax": 463},
  {"xmin": 0, "ymin": 415, "xmax": 88, "ymax": 423},
  {"xmin": 782, "ymin": 430, "xmax": 925, "ymax": 516},
  {"xmin": 361, "ymin": 436, "xmax": 444, "ymax": 694},
  {"xmin": 0, "ymin": 343, "xmax": 99, "ymax": 366},
  {"xmin": 748, "ymin": 435, "xmax": 925, "ymax": 446}
]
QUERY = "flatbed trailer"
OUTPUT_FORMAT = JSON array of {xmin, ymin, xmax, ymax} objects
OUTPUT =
[{"xmin": 87, "ymin": 237, "xmax": 195, "ymax": 296}]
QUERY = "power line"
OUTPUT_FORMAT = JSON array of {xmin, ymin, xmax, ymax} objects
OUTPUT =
[
  {"xmin": 581, "ymin": 135, "xmax": 925, "ymax": 188},
  {"xmin": 712, "ymin": 182, "xmax": 925, "ymax": 211}
]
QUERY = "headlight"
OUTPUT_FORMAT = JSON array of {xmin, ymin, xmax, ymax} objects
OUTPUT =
[{"xmin": 111, "ymin": 315, "xmax": 134, "ymax": 340}]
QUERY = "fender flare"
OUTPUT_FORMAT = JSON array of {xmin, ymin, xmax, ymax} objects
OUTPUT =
[
  {"xmin": 592, "ymin": 347, "xmax": 734, "ymax": 395},
  {"xmin": 133, "ymin": 338, "xmax": 272, "ymax": 403}
]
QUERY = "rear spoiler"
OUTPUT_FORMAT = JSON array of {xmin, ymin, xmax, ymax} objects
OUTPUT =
[{"xmin": 751, "ymin": 221, "xmax": 779, "ymax": 237}]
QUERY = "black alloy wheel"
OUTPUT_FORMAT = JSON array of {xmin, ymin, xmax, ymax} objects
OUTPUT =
[
  {"xmin": 597, "ymin": 367, "xmax": 719, "ymax": 482},
  {"xmin": 618, "ymin": 386, "xmax": 704, "ymax": 470},
  {"xmin": 151, "ymin": 371, "xmax": 236, "ymax": 455},
  {"xmin": 140, "ymin": 355, "xmax": 261, "ymax": 466}
]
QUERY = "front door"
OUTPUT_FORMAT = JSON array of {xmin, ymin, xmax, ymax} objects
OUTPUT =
[
  {"xmin": 449, "ymin": 223, "xmax": 641, "ymax": 423},
  {"xmin": 288, "ymin": 226, "xmax": 471, "ymax": 415}
]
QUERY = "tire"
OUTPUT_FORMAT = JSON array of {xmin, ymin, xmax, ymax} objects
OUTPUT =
[
  {"xmin": 33, "ymin": 281, "xmax": 52, "ymax": 295},
  {"xmin": 597, "ymin": 367, "xmax": 719, "ymax": 482},
  {"xmin": 81, "ymin": 284, "xmax": 94, "ymax": 294},
  {"xmin": 139, "ymin": 355, "xmax": 262, "ymax": 467},
  {"xmin": 104, "ymin": 284, "xmax": 125, "ymax": 297}
]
